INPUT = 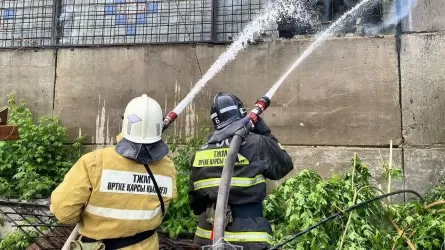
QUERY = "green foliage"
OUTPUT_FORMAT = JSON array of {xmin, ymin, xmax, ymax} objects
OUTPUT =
[
  {"xmin": 390, "ymin": 201, "xmax": 445, "ymax": 250},
  {"xmin": 0, "ymin": 94, "xmax": 84, "ymax": 200},
  {"xmin": 160, "ymin": 133, "xmax": 208, "ymax": 238},
  {"xmin": 264, "ymin": 155, "xmax": 445, "ymax": 249},
  {"xmin": 382, "ymin": 162, "xmax": 403, "ymax": 181},
  {"xmin": 425, "ymin": 176, "xmax": 445, "ymax": 203},
  {"xmin": 390, "ymin": 176, "xmax": 445, "ymax": 250},
  {"xmin": 0, "ymin": 229, "xmax": 38, "ymax": 250},
  {"xmin": 264, "ymin": 156, "xmax": 394, "ymax": 249}
]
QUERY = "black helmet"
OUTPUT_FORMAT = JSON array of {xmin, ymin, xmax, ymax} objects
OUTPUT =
[{"xmin": 210, "ymin": 92, "xmax": 247, "ymax": 130}]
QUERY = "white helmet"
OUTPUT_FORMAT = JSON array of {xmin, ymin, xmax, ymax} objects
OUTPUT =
[{"xmin": 122, "ymin": 94, "xmax": 163, "ymax": 144}]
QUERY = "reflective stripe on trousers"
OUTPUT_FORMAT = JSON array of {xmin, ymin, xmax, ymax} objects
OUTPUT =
[
  {"xmin": 195, "ymin": 227, "xmax": 272, "ymax": 244},
  {"xmin": 193, "ymin": 174, "xmax": 266, "ymax": 190}
]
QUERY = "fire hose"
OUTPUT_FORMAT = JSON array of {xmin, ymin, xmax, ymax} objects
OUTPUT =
[
  {"xmin": 212, "ymin": 96, "xmax": 271, "ymax": 247},
  {"xmin": 163, "ymin": 96, "xmax": 272, "ymax": 247}
]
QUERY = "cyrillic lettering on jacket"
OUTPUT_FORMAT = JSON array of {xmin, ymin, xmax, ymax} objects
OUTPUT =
[{"xmin": 99, "ymin": 169, "xmax": 173, "ymax": 197}]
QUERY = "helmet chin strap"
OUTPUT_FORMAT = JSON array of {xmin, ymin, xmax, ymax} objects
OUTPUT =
[{"xmin": 239, "ymin": 107, "xmax": 247, "ymax": 116}]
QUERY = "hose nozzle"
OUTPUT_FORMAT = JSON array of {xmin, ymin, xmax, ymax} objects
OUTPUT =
[
  {"xmin": 162, "ymin": 111, "xmax": 178, "ymax": 132},
  {"xmin": 248, "ymin": 96, "xmax": 271, "ymax": 125}
]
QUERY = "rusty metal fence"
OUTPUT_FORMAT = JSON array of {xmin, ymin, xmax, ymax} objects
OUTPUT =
[
  {"xmin": 0, "ymin": 200, "xmax": 200, "ymax": 249},
  {"xmin": 0, "ymin": 200, "xmax": 74, "ymax": 250},
  {"xmin": 0, "ymin": 0, "xmax": 394, "ymax": 48}
]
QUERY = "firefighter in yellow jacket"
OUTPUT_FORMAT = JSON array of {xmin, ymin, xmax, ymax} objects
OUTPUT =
[{"xmin": 50, "ymin": 94, "xmax": 177, "ymax": 249}]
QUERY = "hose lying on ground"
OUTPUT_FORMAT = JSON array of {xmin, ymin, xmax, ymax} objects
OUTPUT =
[{"xmin": 266, "ymin": 190, "xmax": 424, "ymax": 250}]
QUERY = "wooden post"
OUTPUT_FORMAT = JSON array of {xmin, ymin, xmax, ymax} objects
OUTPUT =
[
  {"xmin": 0, "ymin": 125, "xmax": 20, "ymax": 141},
  {"xmin": 0, "ymin": 106, "xmax": 7, "ymax": 125},
  {"xmin": 0, "ymin": 107, "xmax": 20, "ymax": 141}
]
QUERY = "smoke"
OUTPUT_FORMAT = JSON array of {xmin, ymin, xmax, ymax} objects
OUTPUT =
[
  {"xmin": 385, "ymin": 0, "xmax": 418, "ymax": 27},
  {"xmin": 362, "ymin": 0, "xmax": 418, "ymax": 35},
  {"xmin": 266, "ymin": 0, "xmax": 380, "ymax": 98},
  {"xmin": 383, "ymin": 0, "xmax": 417, "ymax": 26}
]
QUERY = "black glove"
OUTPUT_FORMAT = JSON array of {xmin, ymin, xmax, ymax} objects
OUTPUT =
[
  {"xmin": 207, "ymin": 117, "xmax": 250, "ymax": 144},
  {"xmin": 252, "ymin": 117, "xmax": 271, "ymax": 135}
]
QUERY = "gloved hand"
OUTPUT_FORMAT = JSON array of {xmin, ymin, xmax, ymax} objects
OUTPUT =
[
  {"xmin": 207, "ymin": 117, "xmax": 250, "ymax": 144},
  {"xmin": 251, "ymin": 117, "xmax": 271, "ymax": 135}
]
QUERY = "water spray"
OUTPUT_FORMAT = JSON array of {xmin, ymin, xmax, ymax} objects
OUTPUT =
[
  {"xmin": 265, "ymin": 0, "xmax": 378, "ymax": 99},
  {"xmin": 162, "ymin": 0, "xmax": 314, "ymax": 131},
  {"xmin": 212, "ymin": 0, "xmax": 390, "ymax": 247}
]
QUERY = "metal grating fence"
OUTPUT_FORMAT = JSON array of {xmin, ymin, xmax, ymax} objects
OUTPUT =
[
  {"xmin": 0, "ymin": 200, "xmax": 201, "ymax": 249},
  {"xmin": 0, "ymin": 200, "xmax": 74, "ymax": 250},
  {"xmin": 0, "ymin": 0, "xmax": 395, "ymax": 48},
  {"xmin": 215, "ymin": 0, "xmax": 264, "ymax": 42},
  {"xmin": 59, "ymin": 0, "xmax": 213, "ymax": 45},
  {"xmin": 0, "ymin": 0, "xmax": 55, "ymax": 47}
]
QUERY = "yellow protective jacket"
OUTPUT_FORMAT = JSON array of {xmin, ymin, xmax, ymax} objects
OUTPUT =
[{"xmin": 50, "ymin": 137, "xmax": 177, "ymax": 250}]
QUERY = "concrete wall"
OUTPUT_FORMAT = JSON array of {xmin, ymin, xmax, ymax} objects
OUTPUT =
[
  {"xmin": 402, "ymin": 0, "xmax": 445, "ymax": 33},
  {"xmin": 54, "ymin": 37, "xmax": 400, "ymax": 146},
  {"xmin": 54, "ymin": 45, "xmax": 204, "ymax": 144},
  {"xmin": 1, "ymin": 0, "xmax": 444, "ymax": 196},
  {"xmin": 265, "ymin": 146, "xmax": 404, "ymax": 196},
  {"xmin": 0, "ymin": 50, "xmax": 55, "ymax": 118},
  {"xmin": 398, "ymin": 0, "xmax": 445, "ymax": 194},
  {"xmin": 196, "ymin": 37, "xmax": 401, "ymax": 146},
  {"xmin": 401, "ymin": 33, "xmax": 445, "ymax": 146}
]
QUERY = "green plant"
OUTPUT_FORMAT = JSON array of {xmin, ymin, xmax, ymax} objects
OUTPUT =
[
  {"xmin": 0, "ymin": 229, "xmax": 38, "ymax": 250},
  {"xmin": 160, "ymin": 131, "xmax": 209, "ymax": 238},
  {"xmin": 378, "ymin": 141, "xmax": 403, "ymax": 203},
  {"xmin": 264, "ymin": 156, "xmax": 396, "ymax": 250},
  {"xmin": 0, "ymin": 94, "xmax": 84, "ymax": 200},
  {"xmin": 389, "ymin": 177, "xmax": 445, "ymax": 250},
  {"xmin": 425, "ymin": 176, "xmax": 445, "ymax": 202},
  {"xmin": 264, "ymin": 154, "xmax": 445, "ymax": 250}
]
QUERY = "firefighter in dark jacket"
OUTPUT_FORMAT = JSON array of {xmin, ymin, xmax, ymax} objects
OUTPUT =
[{"xmin": 188, "ymin": 92, "xmax": 294, "ymax": 250}]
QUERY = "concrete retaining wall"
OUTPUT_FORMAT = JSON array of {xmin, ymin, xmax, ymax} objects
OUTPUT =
[
  {"xmin": 404, "ymin": 148, "xmax": 445, "ymax": 196},
  {"xmin": 266, "ymin": 146, "xmax": 404, "ymax": 196},
  {"xmin": 401, "ymin": 33, "xmax": 445, "ymax": 146},
  {"xmin": 54, "ymin": 37, "xmax": 401, "ymax": 146},
  {"xmin": 196, "ymin": 37, "xmax": 401, "ymax": 146},
  {"xmin": 0, "ymin": 50, "xmax": 55, "ymax": 118},
  {"xmin": 55, "ymin": 45, "xmax": 204, "ymax": 145},
  {"xmin": 402, "ymin": 0, "xmax": 445, "ymax": 33},
  {"xmin": 397, "ymin": 0, "xmax": 445, "ymax": 194}
]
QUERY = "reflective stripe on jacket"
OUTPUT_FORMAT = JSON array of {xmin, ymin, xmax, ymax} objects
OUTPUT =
[{"xmin": 50, "ymin": 145, "xmax": 177, "ymax": 249}]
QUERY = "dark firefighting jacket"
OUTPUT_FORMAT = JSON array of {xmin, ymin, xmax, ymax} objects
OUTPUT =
[{"xmin": 188, "ymin": 126, "xmax": 294, "ymax": 249}]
